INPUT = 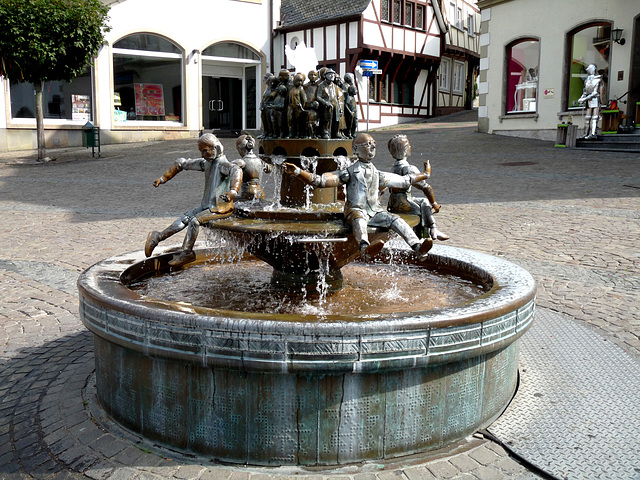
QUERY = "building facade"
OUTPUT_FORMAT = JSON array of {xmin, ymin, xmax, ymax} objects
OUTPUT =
[
  {"xmin": 477, "ymin": 0, "xmax": 639, "ymax": 140},
  {"xmin": 436, "ymin": 0, "xmax": 480, "ymax": 116},
  {"xmin": 0, "ymin": 0, "xmax": 449, "ymax": 152},
  {"xmin": 274, "ymin": 0, "xmax": 446, "ymax": 129},
  {"xmin": 0, "ymin": 0, "xmax": 273, "ymax": 152}
]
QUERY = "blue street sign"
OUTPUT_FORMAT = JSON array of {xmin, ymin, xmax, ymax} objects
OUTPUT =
[
  {"xmin": 359, "ymin": 59, "xmax": 378, "ymax": 70},
  {"xmin": 362, "ymin": 70, "xmax": 374, "ymax": 77}
]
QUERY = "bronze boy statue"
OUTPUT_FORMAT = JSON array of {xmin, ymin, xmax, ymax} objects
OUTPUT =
[
  {"xmin": 144, "ymin": 133, "xmax": 241, "ymax": 266},
  {"xmin": 284, "ymin": 133, "xmax": 433, "ymax": 258},
  {"xmin": 387, "ymin": 134, "xmax": 449, "ymax": 241}
]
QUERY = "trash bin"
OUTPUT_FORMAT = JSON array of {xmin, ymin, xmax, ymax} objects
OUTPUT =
[{"xmin": 82, "ymin": 121, "xmax": 101, "ymax": 157}]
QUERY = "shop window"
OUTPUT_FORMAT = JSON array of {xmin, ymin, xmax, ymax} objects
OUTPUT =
[
  {"xmin": 439, "ymin": 57, "xmax": 451, "ymax": 92},
  {"xmin": 506, "ymin": 39, "xmax": 539, "ymax": 113},
  {"xmin": 453, "ymin": 61, "xmax": 465, "ymax": 94},
  {"xmin": 567, "ymin": 24, "xmax": 610, "ymax": 109},
  {"xmin": 113, "ymin": 33, "xmax": 183, "ymax": 123},
  {"xmin": 9, "ymin": 66, "xmax": 93, "ymax": 122},
  {"xmin": 203, "ymin": 43, "xmax": 260, "ymax": 60}
]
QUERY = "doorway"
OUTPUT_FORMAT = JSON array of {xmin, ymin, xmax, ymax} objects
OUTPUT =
[
  {"xmin": 203, "ymin": 76, "xmax": 242, "ymax": 132},
  {"xmin": 629, "ymin": 15, "xmax": 640, "ymax": 124}
]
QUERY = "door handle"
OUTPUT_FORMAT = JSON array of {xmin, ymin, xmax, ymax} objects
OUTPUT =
[
  {"xmin": 209, "ymin": 100, "xmax": 215, "ymax": 111},
  {"xmin": 217, "ymin": 100, "xmax": 224, "ymax": 112}
]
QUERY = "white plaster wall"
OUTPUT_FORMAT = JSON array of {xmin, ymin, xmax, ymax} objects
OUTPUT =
[
  {"xmin": 97, "ymin": 0, "xmax": 270, "ymax": 134},
  {"xmin": 482, "ymin": 0, "xmax": 637, "ymax": 136}
]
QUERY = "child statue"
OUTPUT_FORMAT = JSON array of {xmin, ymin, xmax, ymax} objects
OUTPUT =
[
  {"xmin": 234, "ymin": 134, "xmax": 271, "ymax": 201},
  {"xmin": 144, "ymin": 133, "xmax": 241, "ymax": 266},
  {"xmin": 283, "ymin": 133, "xmax": 433, "ymax": 258},
  {"xmin": 386, "ymin": 134, "xmax": 449, "ymax": 241}
]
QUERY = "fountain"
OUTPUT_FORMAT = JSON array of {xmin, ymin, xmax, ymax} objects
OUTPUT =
[{"xmin": 78, "ymin": 68, "xmax": 535, "ymax": 467}]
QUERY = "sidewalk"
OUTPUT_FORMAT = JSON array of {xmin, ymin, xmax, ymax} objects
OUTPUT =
[{"xmin": 1, "ymin": 112, "xmax": 639, "ymax": 479}]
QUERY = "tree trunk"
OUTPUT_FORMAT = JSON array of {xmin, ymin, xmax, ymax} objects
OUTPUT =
[{"xmin": 35, "ymin": 81, "xmax": 46, "ymax": 161}]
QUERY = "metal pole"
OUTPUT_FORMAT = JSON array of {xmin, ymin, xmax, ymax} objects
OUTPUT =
[{"xmin": 367, "ymin": 76, "xmax": 370, "ymax": 132}]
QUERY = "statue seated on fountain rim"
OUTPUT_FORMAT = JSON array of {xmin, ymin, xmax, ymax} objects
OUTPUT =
[
  {"xmin": 284, "ymin": 133, "xmax": 433, "ymax": 259},
  {"xmin": 387, "ymin": 134, "xmax": 449, "ymax": 242},
  {"xmin": 144, "ymin": 133, "xmax": 242, "ymax": 267}
]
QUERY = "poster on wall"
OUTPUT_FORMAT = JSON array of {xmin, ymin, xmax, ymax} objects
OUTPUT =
[
  {"xmin": 135, "ymin": 83, "xmax": 165, "ymax": 116},
  {"xmin": 72, "ymin": 94, "xmax": 91, "ymax": 121}
]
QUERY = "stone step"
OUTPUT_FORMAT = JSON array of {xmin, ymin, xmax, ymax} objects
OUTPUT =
[{"xmin": 576, "ymin": 130, "xmax": 640, "ymax": 152}]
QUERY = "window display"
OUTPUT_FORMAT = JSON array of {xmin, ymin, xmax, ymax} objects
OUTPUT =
[
  {"xmin": 506, "ymin": 39, "xmax": 539, "ymax": 113},
  {"xmin": 9, "ymin": 66, "xmax": 92, "ymax": 121},
  {"xmin": 567, "ymin": 24, "xmax": 610, "ymax": 109},
  {"xmin": 113, "ymin": 34, "xmax": 183, "ymax": 123}
]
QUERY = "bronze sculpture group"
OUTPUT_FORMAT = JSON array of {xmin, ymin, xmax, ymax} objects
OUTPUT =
[
  {"xmin": 145, "ymin": 133, "xmax": 448, "ymax": 267},
  {"xmin": 145, "ymin": 67, "xmax": 449, "ymax": 267},
  {"xmin": 260, "ymin": 68, "xmax": 358, "ymax": 140}
]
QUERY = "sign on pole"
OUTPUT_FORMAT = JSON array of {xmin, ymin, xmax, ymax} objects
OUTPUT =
[{"xmin": 359, "ymin": 59, "xmax": 378, "ymax": 70}]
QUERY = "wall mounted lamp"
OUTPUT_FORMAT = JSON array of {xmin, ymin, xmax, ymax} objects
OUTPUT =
[{"xmin": 612, "ymin": 28, "xmax": 625, "ymax": 45}]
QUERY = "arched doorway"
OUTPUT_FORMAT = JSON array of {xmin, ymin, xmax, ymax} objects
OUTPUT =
[{"xmin": 201, "ymin": 42, "xmax": 261, "ymax": 134}]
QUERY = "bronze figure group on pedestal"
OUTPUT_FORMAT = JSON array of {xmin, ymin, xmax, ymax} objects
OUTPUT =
[{"xmin": 260, "ymin": 68, "xmax": 359, "ymax": 140}]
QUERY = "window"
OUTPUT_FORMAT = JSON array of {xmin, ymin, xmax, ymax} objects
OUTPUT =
[
  {"xmin": 112, "ymin": 33, "xmax": 183, "ymax": 123},
  {"xmin": 567, "ymin": 24, "xmax": 610, "ymax": 109},
  {"xmin": 393, "ymin": 0, "xmax": 401, "ymax": 24},
  {"xmin": 381, "ymin": 0, "xmax": 390, "ymax": 22},
  {"xmin": 506, "ymin": 39, "xmax": 539, "ymax": 113},
  {"xmin": 453, "ymin": 61, "xmax": 465, "ymax": 94},
  {"xmin": 9, "ymin": 66, "xmax": 93, "ymax": 122},
  {"xmin": 439, "ymin": 57, "xmax": 451, "ymax": 92},
  {"xmin": 393, "ymin": 82, "xmax": 414, "ymax": 105},
  {"xmin": 416, "ymin": 5, "xmax": 424, "ymax": 29},
  {"xmin": 405, "ymin": 1, "xmax": 414, "ymax": 27},
  {"xmin": 457, "ymin": 8, "xmax": 463, "ymax": 29},
  {"xmin": 468, "ymin": 14, "xmax": 475, "ymax": 36}
]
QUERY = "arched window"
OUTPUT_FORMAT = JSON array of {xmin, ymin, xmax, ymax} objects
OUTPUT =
[
  {"xmin": 566, "ymin": 23, "xmax": 611, "ymax": 109},
  {"xmin": 112, "ymin": 33, "xmax": 183, "ymax": 123},
  {"xmin": 506, "ymin": 38, "xmax": 539, "ymax": 113}
]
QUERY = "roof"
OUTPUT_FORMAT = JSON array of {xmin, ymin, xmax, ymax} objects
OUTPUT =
[{"xmin": 279, "ymin": 0, "xmax": 372, "ymax": 29}]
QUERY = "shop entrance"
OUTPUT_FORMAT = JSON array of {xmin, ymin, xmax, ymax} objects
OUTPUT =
[
  {"xmin": 203, "ymin": 76, "xmax": 243, "ymax": 133},
  {"xmin": 629, "ymin": 15, "xmax": 640, "ymax": 124}
]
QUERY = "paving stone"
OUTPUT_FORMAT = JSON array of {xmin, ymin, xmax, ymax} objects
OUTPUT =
[
  {"xmin": 467, "ymin": 446, "xmax": 501, "ymax": 467},
  {"xmin": 404, "ymin": 465, "xmax": 438, "ymax": 479},
  {"xmin": 447, "ymin": 453, "xmax": 480, "ymax": 473},
  {"xmin": 424, "ymin": 461, "xmax": 459, "ymax": 479},
  {"xmin": 173, "ymin": 464, "xmax": 208, "ymax": 479},
  {"xmin": 198, "ymin": 469, "xmax": 232, "ymax": 480}
]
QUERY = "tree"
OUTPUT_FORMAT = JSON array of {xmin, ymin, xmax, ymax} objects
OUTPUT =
[{"xmin": 0, "ymin": 0, "xmax": 110, "ymax": 160}]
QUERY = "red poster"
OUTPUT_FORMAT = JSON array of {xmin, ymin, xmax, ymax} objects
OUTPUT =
[{"xmin": 135, "ymin": 83, "xmax": 165, "ymax": 116}]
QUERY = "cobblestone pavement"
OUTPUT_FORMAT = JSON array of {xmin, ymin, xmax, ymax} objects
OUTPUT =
[{"xmin": 1, "ymin": 111, "xmax": 638, "ymax": 480}]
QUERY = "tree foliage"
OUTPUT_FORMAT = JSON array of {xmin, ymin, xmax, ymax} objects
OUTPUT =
[{"xmin": 0, "ymin": 0, "xmax": 110, "ymax": 83}]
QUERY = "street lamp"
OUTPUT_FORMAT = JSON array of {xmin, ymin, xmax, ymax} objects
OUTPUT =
[{"xmin": 612, "ymin": 28, "xmax": 625, "ymax": 45}]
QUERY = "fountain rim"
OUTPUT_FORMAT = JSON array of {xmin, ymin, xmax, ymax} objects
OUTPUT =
[
  {"xmin": 79, "ymin": 244, "xmax": 534, "ymax": 328},
  {"xmin": 79, "ymin": 244, "xmax": 535, "ymax": 372}
]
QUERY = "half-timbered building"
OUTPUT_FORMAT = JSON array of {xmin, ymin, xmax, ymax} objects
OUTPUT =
[
  {"xmin": 273, "ymin": 0, "xmax": 447, "ymax": 129},
  {"xmin": 436, "ymin": 0, "xmax": 480, "ymax": 115}
]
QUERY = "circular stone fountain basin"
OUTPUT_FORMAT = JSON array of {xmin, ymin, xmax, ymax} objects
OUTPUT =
[{"xmin": 78, "ymin": 245, "xmax": 535, "ymax": 466}]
